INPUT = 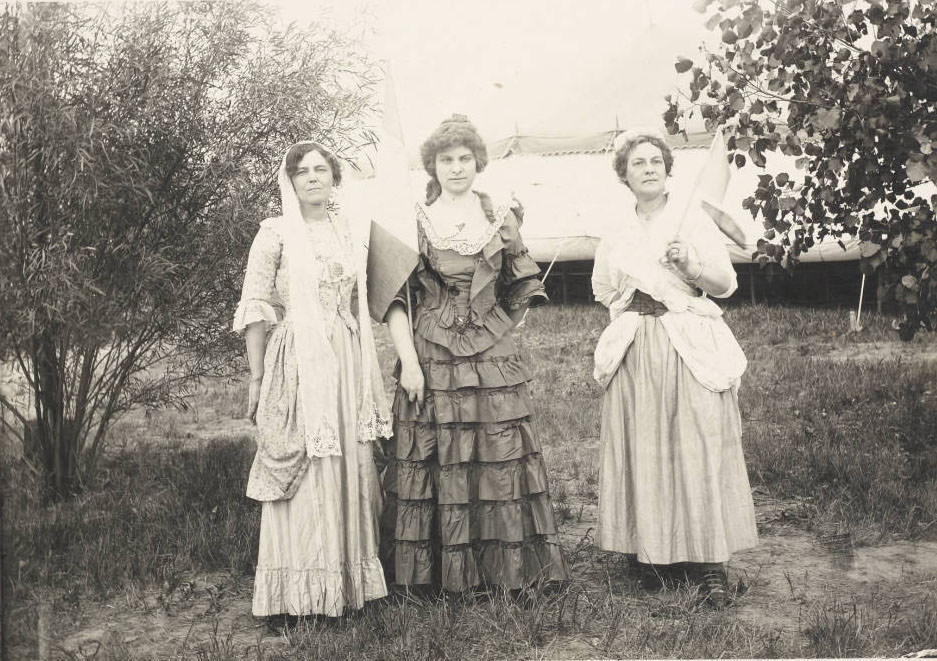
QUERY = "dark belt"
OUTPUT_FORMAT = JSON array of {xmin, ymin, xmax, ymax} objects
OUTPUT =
[{"xmin": 624, "ymin": 290, "xmax": 669, "ymax": 316}]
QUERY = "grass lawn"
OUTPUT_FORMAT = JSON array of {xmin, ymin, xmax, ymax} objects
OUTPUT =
[{"xmin": 3, "ymin": 303, "xmax": 937, "ymax": 659}]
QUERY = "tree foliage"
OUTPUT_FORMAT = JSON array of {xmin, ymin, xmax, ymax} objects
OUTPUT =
[
  {"xmin": 664, "ymin": 0, "xmax": 937, "ymax": 336},
  {"xmin": 0, "ymin": 1, "xmax": 377, "ymax": 497}
]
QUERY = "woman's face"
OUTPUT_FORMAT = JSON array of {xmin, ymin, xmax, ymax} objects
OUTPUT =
[
  {"xmin": 434, "ymin": 145, "xmax": 477, "ymax": 197},
  {"xmin": 624, "ymin": 141, "xmax": 667, "ymax": 201},
  {"xmin": 290, "ymin": 149, "xmax": 334, "ymax": 208}
]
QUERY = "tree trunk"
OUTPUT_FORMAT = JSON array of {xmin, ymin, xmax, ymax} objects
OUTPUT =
[{"xmin": 31, "ymin": 333, "xmax": 80, "ymax": 498}]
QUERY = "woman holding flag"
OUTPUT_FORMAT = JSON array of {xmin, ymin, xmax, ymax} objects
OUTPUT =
[
  {"xmin": 379, "ymin": 115, "xmax": 569, "ymax": 594},
  {"xmin": 591, "ymin": 129, "xmax": 757, "ymax": 608}
]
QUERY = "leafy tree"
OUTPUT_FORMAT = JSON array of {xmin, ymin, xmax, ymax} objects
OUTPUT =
[
  {"xmin": 0, "ymin": 1, "xmax": 377, "ymax": 497},
  {"xmin": 665, "ymin": 0, "xmax": 937, "ymax": 337}
]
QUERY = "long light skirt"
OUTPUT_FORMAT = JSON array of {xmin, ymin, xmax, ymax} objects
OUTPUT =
[
  {"xmin": 252, "ymin": 321, "xmax": 387, "ymax": 617},
  {"xmin": 597, "ymin": 317, "xmax": 758, "ymax": 564}
]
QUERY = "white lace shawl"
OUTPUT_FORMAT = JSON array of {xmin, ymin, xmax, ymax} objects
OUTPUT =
[{"xmin": 276, "ymin": 144, "xmax": 391, "ymax": 458}]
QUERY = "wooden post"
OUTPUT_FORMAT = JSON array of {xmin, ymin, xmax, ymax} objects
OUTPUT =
[
  {"xmin": 876, "ymin": 269, "xmax": 884, "ymax": 314},
  {"xmin": 749, "ymin": 266, "xmax": 757, "ymax": 305}
]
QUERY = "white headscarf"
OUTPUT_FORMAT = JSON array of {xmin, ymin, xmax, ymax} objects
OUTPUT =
[{"xmin": 276, "ymin": 142, "xmax": 391, "ymax": 458}]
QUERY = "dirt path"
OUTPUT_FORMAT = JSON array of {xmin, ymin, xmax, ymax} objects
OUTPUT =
[
  {"xmin": 47, "ymin": 400, "xmax": 937, "ymax": 658},
  {"xmin": 821, "ymin": 340, "xmax": 937, "ymax": 363},
  {"xmin": 50, "ymin": 501, "xmax": 937, "ymax": 660},
  {"xmin": 731, "ymin": 529, "xmax": 937, "ymax": 634}
]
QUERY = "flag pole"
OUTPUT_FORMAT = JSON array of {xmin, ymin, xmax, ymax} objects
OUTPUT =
[
  {"xmin": 674, "ymin": 127, "xmax": 748, "ymax": 249},
  {"xmin": 519, "ymin": 243, "xmax": 564, "ymax": 326},
  {"xmin": 674, "ymin": 127, "xmax": 726, "ymax": 237},
  {"xmin": 541, "ymin": 244, "xmax": 563, "ymax": 283}
]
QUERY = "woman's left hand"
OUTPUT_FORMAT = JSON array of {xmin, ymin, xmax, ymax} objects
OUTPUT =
[
  {"xmin": 247, "ymin": 376, "xmax": 262, "ymax": 424},
  {"xmin": 247, "ymin": 377, "xmax": 263, "ymax": 425},
  {"xmin": 663, "ymin": 239, "xmax": 700, "ymax": 280}
]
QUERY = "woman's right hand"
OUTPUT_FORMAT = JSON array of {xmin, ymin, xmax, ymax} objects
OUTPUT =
[
  {"xmin": 399, "ymin": 361, "xmax": 425, "ymax": 411},
  {"xmin": 247, "ymin": 376, "xmax": 262, "ymax": 424}
]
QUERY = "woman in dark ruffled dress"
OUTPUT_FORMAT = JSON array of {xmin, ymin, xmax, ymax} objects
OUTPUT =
[{"xmin": 381, "ymin": 115, "xmax": 569, "ymax": 592}]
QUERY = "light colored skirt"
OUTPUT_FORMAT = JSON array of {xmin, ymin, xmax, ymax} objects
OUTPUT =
[
  {"xmin": 597, "ymin": 316, "xmax": 758, "ymax": 564},
  {"xmin": 252, "ymin": 318, "xmax": 387, "ymax": 617}
]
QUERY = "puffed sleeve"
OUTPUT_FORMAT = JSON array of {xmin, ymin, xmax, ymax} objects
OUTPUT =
[
  {"xmin": 688, "ymin": 209, "xmax": 738, "ymax": 298},
  {"xmin": 388, "ymin": 265, "xmax": 423, "ymax": 320},
  {"xmin": 591, "ymin": 238, "xmax": 618, "ymax": 309},
  {"xmin": 497, "ymin": 209, "xmax": 548, "ymax": 311},
  {"xmin": 232, "ymin": 223, "xmax": 284, "ymax": 333}
]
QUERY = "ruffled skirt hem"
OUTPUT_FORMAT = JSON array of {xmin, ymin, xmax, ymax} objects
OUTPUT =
[
  {"xmin": 252, "ymin": 558, "xmax": 388, "ymax": 617},
  {"xmin": 394, "ymin": 538, "xmax": 568, "ymax": 591}
]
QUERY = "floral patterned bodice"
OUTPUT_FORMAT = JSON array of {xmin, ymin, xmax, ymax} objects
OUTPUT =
[{"xmin": 235, "ymin": 217, "xmax": 358, "ymax": 335}]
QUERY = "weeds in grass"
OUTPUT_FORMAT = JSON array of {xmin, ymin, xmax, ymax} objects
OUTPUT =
[
  {"xmin": 521, "ymin": 304, "xmax": 937, "ymax": 541},
  {"xmin": 180, "ymin": 617, "xmax": 240, "ymax": 660},
  {"xmin": 742, "ymin": 355, "xmax": 937, "ymax": 539},
  {"xmin": 3, "ymin": 437, "xmax": 260, "ymax": 655},
  {"xmin": 803, "ymin": 598, "xmax": 874, "ymax": 657},
  {"xmin": 900, "ymin": 592, "xmax": 937, "ymax": 651},
  {"xmin": 5, "ymin": 304, "xmax": 937, "ymax": 658}
]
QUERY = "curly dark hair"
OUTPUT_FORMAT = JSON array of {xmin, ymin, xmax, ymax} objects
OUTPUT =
[
  {"xmin": 420, "ymin": 115, "xmax": 488, "ymax": 203},
  {"xmin": 612, "ymin": 133, "xmax": 673, "ymax": 187},
  {"xmin": 284, "ymin": 142, "xmax": 342, "ymax": 187}
]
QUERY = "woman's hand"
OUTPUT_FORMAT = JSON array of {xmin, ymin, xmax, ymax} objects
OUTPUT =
[
  {"xmin": 663, "ymin": 239, "xmax": 702, "ymax": 281},
  {"xmin": 398, "ymin": 360, "xmax": 425, "ymax": 411},
  {"xmin": 386, "ymin": 301, "xmax": 425, "ymax": 412},
  {"xmin": 247, "ymin": 376, "xmax": 262, "ymax": 424}
]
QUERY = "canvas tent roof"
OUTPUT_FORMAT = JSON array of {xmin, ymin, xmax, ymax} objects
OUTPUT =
[
  {"xmin": 475, "ymin": 130, "xmax": 862, "ymax": 264},
  {"xmin": 344, "ymin": 129, "xmax": 864, "ymax": 265},
  {"xmin": 490, "ymin": 130, "xmax": 713, "ymax": 158}
]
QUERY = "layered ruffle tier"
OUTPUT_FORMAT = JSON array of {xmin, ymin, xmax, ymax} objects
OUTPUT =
[
  {"xmin": 253, "ymin": 559, "xmax": 387, "ymax": 617},
  {"xmin": 385, "ymin": 319, "xmax": 568, "ymax": 591}
]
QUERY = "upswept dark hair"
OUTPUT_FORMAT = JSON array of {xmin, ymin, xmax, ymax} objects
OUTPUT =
[
  {"xmin": 420, "ymin": 114, "xmax": 488, "ymax": 204},
  {"xmin": 612, "ymin": 133, "xmax": 673, "ymax": 187},
  {"xmin": 284, "ymin": 142, "xmax": 342, "ymax": 187}
]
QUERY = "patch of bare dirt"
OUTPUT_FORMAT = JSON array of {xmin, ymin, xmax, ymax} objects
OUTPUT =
[
  {"xmin": 46, "ymin": 502, "xmax": 937, "ymax": 660},
  {"xmin": 40, "ymin": 406, "xmax": 937, "ymax": 660},
  {"xmin": 56, "ymin": 572, "xmax": 277, "ymax": 659},
  {"xmin": 731, "ymin": 529, "xmax": 937, "ymax": 635},
  {"xmin": 822, "ymin": 340, "xmax": 937, "ymax": 363}
]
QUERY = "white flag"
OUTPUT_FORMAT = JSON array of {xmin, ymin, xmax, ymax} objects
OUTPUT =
[
  {"xmin": 366, "ymin": 62, "xmax": 420, "ymax": 322},
  {"xmin": 680, "ymin": 127, "xmax": 747, "ymax": 248}
]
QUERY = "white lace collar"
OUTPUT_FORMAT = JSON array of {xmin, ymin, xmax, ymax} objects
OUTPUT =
[{"xmin": 417, "ymin": 193, "xmax": 506, "ymax": 255}]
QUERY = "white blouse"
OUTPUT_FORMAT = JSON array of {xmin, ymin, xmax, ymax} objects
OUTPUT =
[{"xmin": 591, "ymin": 192, "xmax": 747, "ymax": 391}]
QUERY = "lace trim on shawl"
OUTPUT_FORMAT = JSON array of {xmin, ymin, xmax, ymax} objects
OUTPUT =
[
  {"xmin": 305, "ymin": 422, "xmax": 340, "ymax": 458},
  {"xmin": 417, "ymin": 203, "xmax": 505, "ymax": 255},
  {"xmin": 357, "ymin": 405, "xmax": 392, "ymax": 443}
]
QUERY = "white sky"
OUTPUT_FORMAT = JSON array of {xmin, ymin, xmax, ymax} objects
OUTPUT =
[{"xmin": 273, "ymin": 0, "xmax": 718, "ymax": 149}]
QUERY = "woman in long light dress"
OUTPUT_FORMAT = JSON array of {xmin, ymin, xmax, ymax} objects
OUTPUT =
[
  {"xmin": 591, "ymin": 130, "xmax": 758, "ymax": 608},
  {"xmin": 233, "ymin": 142, "xmax": 392, "ymax": 624}
]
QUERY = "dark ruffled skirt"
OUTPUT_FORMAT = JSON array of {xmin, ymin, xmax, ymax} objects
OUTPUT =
[{"xmin": 382, "ymin": 313, "xmax": 569, "ymax": 591}]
